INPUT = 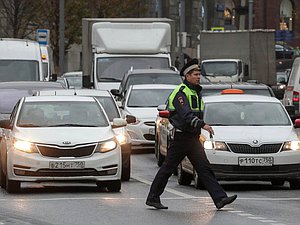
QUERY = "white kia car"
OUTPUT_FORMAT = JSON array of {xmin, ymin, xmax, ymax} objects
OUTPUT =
[
  {"xmin": 0, "ymin": 95, "xmax": 126, "ymax": 193},
  {"xmin": 121, "ymin": 84, "xmax": 177, "ymax": 150},
  {"xmin": 34, "ymin": 89, "xmax": 134, "ymax": 181},
  {"xmin": 175, "ymin": 92, "xmax": 300, "ymax": 189}
]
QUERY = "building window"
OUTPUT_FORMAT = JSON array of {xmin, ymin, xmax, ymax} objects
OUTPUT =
[{"xmin": 280, "ymin": 0, "xmax": 293, "ymax": 31}]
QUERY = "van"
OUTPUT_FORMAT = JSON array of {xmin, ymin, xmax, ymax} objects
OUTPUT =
[
  {"xmin": 283, "ymin": 57, "xmax": 300, "ymax": 117},
  {"xmin": 0, "ymin": 38, "xmax": 45, "ymax": 82}
]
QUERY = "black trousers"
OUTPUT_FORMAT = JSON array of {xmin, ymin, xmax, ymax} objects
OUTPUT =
[{"xmin": 147, "ymin": 132, "xmax": 227, "ymax": 204}]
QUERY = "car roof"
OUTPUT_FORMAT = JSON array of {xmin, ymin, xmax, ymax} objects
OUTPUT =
[
  {"xmin": 201, "ymin": 82, "xmax": 270, "ymax": 89},
  {"xmin": 130, "ymin": 84, "xmax": 178, "ymax": 90},
  {"xmin": 122, "ymin": 68, "xmax": 180, "ymax": 80},
  {"xmin": 36, "ymin": 89, "xmax": 111, "ymax": 97},
  {"xmin": 62, "ymin": 71, "xmax": 82, "ymax": 77},
  {"xmin": 203, "ymin": 93, "xmax": 281, "ymax": 103},
  {"xmin": 24, "ymin": 95, "xmax": 96, "ymax": 102},
  {"xmin": 0, "ymin": 81, "xmax": 65, "ymax": 89}
]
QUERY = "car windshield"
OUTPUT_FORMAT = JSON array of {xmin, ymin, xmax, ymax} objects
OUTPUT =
[
  {"xmin": 127, "ymin": 89, "xmax": 173, "ymax": 107},
  {"xmin": 124, "ymin": 74, "xmax": 182, "ymax": 92},
  {"xmin": 202, "ymin": 61, "xmax": 237, "ymax": 76},
  {"xmin": 204, "ymin": 102, "xmax": 291, "ymax": 126},
  {"xmin": 65, "ymin": 76, "xmax": 83, "ymax": 88},
  {"xmin": 0, "ymin": 60, "xmax": 39, "ymax": 81},
  {"xmin": 202, "ymin": 88, "xmax": 272, "ymax": 97},
  {"xmin": 96, "ymin": 57, "xmax": 170, "ymax": 82},
  {"xmin": 17, "ymin": 101, "xmax": 109, "ymax": 127},
  {"xmin": 94, "ymin": 96, "xmax": 120, "ymax": 122}
]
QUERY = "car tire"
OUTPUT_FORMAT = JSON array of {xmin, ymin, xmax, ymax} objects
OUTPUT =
[
  {"xmin": 121, "ymin": 153, "xmax": 131, "ymax": 181},
  {"xmin": 177, "ymin": 163, "xmax": 192, "ymax": 185},
  {"xmin": 157, "ymin": 137, "xmax": 165, "ymax": 167},
  {"xmin": 193, "ymin": 170, "xmax": 205, "ymax": 189},
  {"xmin": 271, "ymin": 179, "xmax": 285, "ymax": 186},
  {"xmin": 289, "ymin": 179, "xmax": 300, "ymax": 189},
  {"xmin": 106, "ymin": 180, "xmax": 121, "ymax": 192},
  {"xmin": 6, "ymin": 178, "xmax": 20, "ymax": 193},
  {"xmin": 0, "ymin": 164, "xmax": 5, "ymax": 189}
]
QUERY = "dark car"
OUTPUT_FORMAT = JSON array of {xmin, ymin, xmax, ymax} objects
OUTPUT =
[
  {"xmin": 0, "ymin": 81, "xmax": 65, "ymax": 122},
  {"xmin": 111, "ymin": 68, "xmax": 182, "ymax": 100}
]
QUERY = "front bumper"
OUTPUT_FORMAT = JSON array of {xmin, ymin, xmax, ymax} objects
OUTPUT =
[
  {"xmin": 206, "ymin": 150, "xmax": 300, "ymax": 180},
  {"xmin": 7, "ymin": 146, "xmax": 122, "ymax": 182}
]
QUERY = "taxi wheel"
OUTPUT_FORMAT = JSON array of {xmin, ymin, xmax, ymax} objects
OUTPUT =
[
  {"xmin": 177, "ymin": 163, "xmax": 192, "ymax": 185},
  {"xmin": 6, "ymin": 178, "xmax": 20, "ymax": 193},
  {"xmin": 289, "ymin": 179, "xmax": 300, "ymax": 190},
  {"xmin": 193, "ymin": 171, "xmax": 205, "ymax": 189},
  {"xmin": 157, "ymin": 137, "xmax": 165, "ymax": 167},
  {"xmin": 106, "ymin": 180, "xmax": 121, "ymax": 192},
  {"xmin": 271, "ymin": 179, "xmax": 285, "ymax": 186},
  {"xmin": 121, "ymin": 153, "xmax": 131, "ymax": 181},
  {"xmin": 0, "ymin": 160, "xmax": 5, "ymax": 188}
]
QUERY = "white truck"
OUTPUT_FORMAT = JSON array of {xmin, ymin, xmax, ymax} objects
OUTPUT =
[
  {"xmin": 0, "ymin": 38, "xmax": 47, "ymax": 82},
  {"xmin": 199, "ymin": 30, "xmax": 276, "ymax": 85},
  {"xmin": 201, "ymin": 59, "xmax": 244, "ymax": 82},
  {"xmin": 81, "ymin": 18, "xmax": 176, "ymax": 90}
]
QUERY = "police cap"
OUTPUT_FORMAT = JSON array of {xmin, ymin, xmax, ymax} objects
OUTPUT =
[{"xmin": 180, "ymin": 58, "xmax": 200, "ymax": 77}]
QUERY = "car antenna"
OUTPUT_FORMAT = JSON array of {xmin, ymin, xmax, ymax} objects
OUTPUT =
[{"xmin": 74, "ymin": 90, "xmax": 77, "ymax": 95}]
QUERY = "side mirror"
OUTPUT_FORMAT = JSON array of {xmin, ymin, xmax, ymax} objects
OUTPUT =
[
  {"xmin": 157, "ymin": 104, "xmax": 166, "ymax": 112},
  {"xmin": 294, "ymin": 119, "xmax": 300, "ymax": 128},
  {"xmin": 244, "ymin": 64, "xmax": 249, "ymax": 77},
  {"xmin": 0, "ymin": 119, "xmax": 11, "ymax": 129},
  {"xmin": 159, "ymin": 110, "xmax": 169, "ymax": 118},
  {"xmin": 125, "ymin": 115, "xmax": 136, "ymax": 124},
  {"xmin": 112, "ymin": 118, "xmax": 127, "ymax": 129},
  {"xmin": 111, "ymin": 89, "xmax": 121, "ymax": 97}
]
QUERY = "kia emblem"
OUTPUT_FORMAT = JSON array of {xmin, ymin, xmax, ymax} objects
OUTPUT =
[{"xmin": 62, "ymin": 141, "xmax": 71, "ymax": 145}]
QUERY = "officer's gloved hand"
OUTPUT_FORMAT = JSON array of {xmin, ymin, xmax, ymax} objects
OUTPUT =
[{"xmin": 203, "ymin": 124, "xmax": 214, "ymax": 136}]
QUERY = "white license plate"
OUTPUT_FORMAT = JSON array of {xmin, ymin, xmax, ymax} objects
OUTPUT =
[
  {"xmin": 238, "ymin": 157, "xmax": 273, "ymax": 166},
  {"xmin": 149, "ymin": 128, "xmax": 155, "ymax": 135},
  {"xmin": 49, "ymin": 161, "xmax": 85, "ymax": 169}
]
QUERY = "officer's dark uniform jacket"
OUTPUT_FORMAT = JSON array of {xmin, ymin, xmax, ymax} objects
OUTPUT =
[{"xmin": 167, "ymin": 79, "xmax": 205, "ymax": 135}]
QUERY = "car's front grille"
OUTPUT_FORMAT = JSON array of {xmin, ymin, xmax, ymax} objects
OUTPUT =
[
  {"xmin": 36, "ymin": 144, "xmax": 96, "ymax": 157},
  {"xmin": 143, "ymin": 134, "xmax": 155, "ymax": 141},
  {"xmin": 227, "ymin": 143, "xmax": 283, "ymax": 154}
]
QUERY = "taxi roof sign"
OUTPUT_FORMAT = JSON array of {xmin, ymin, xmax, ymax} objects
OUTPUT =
[{"xmin": 221, "ymin": 89, "xmax": 244, "ymax": 94}]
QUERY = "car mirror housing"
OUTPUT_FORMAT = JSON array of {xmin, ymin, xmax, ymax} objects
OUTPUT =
[
  {"xmin": 112, "ymin": 118, "xmax": 127, "ymax": 129},
  {"xmin": 125, "ymin": 115, "xmax": 136, "ymax": 124}
]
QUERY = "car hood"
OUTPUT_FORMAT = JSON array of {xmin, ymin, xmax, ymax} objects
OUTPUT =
[
  {"xmin": 123, "ymin": 107, "xmax": 158, "ymax": 120},
  {"xmin": 14, "ymin": 127, "xmax": 115, "ymax": 145},
  {"xmin": 209, "ymin": 126, "xmax": 298, "ymax": 143}
]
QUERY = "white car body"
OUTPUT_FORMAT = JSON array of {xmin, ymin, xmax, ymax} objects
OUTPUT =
[
  {"xmin": 180, "ymin": 94, "xmax": 300, "ymax": 188},
  {"xmin": 122, "ymin": 84, "xmax": 177, "ymax": 149},
  {"xmin": 0, "ymin": 95, "xmax": 125, "ymax": 192}
]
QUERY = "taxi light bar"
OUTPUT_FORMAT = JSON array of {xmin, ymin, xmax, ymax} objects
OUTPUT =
[
  {"xmin": 41, "ymin": 54, "xmax": 47, "ymax": 60},
  {"xmin": 221, "ymin": 89, "xmax": 244, "ymax": 95}
]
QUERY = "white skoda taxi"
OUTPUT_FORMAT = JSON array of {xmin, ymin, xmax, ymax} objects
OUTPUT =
[
  {"xmin": 178, "ymin": 90, "xmax": 300, "ymax": 189},
  {"xmin": 0, "ymin": 95, "xmax": 126, "ymax": 193}
]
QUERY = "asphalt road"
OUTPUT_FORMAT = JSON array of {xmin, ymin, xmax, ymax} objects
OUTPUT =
[{"xmin": 0, "ymin": 152, "xmax": 299, "ymax": 225}]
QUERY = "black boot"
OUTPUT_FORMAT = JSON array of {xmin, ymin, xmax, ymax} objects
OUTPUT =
[
  {"xmin": 215, "ymin": 195, "xmax": 237, "ymax": 209},
  {"xmin": 146, "ymin": 197, "xmax": 168, "ymax": 209}
]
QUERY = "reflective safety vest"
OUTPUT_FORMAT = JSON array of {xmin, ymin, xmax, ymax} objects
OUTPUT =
[{"xmin": 168, "ymin": 83, "xmax": 204, "ymax": 112}]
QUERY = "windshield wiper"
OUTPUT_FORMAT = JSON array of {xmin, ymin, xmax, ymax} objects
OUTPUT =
[
  {"xmin": 47, "ymin": 124, "xmax": 98, "ymax": 127},
  {"xmin": 99, "ymin": 77, "xmax": 121, "ymax": 82},
  {"xmin": 18, "ymin": 123, "xmax": 40, "ymax": 127}
]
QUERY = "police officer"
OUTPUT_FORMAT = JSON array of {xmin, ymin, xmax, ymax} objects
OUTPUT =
[{"xmin": 146, "ymin": 58, "xmax": 237, "ymax": 210}]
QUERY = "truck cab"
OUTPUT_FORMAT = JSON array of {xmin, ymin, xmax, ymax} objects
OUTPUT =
[{"xmin": 201, "ymin": 59, "xmax": 245, "ymax": 83}]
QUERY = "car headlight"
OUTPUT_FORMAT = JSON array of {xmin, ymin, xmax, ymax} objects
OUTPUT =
[
  {"xmin": 203, "ymin": 141, "xmax": 228, "ymax": 151},
  {"xmin": 95, "ymin": 139, "xmax": 118, "ymax": 153},
  {"xmin": 282, "ymin": 141, "xmax": 300, "ymax": 151},
  {"xmin": 13, "ymin": 139, "xmax": 38, "ymax": 153}
]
